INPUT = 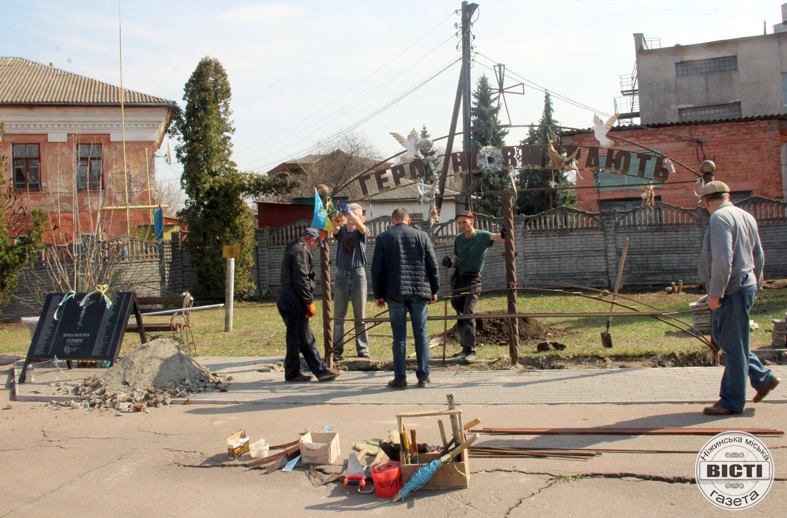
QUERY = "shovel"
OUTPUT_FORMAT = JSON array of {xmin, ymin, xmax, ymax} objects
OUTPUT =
[{"xmin": 601, "ymin": 238, "xmax": 629, "ymax": 348}]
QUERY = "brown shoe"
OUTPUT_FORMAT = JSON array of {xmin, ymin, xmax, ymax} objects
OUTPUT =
[
  {"xmin": 317, "ymin": 370, "xmax": 341, "ymax": 382},
  {"xmin": 753, "ymin": 377, "xmax": 780, "ymax": 403},
  {"xmin": 285, "ymin": 373, "xmax": 312, "ymax": 382},
  {"xmin": 703, "ymin": 402, "xmax": 737, "ymax": 416}
]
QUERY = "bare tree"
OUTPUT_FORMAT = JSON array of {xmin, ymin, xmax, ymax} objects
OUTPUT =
[{"xmin": 153, "ymin": 178, "xmax": 185, "ymax": 217}]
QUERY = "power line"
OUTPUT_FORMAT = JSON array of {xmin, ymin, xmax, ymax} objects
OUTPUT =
[
  {"xmin": 251, "ymin": 57, "xmax": 461, "ymax": 172},
  {"xmin": 234, "ymin": 11, "xmax": 459, "ymax": 165},
  {"xmin": 475, "ymin": 52, "xmax": 612, "ymax": 117}
]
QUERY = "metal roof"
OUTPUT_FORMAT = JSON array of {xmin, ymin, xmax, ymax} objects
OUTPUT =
[
  {"xmin": 0, "ymin": 57, "xmax": 175, "ymax": 106},
  {"xmin": 560, "ymin": 113, "xmax": 787, "ymax": 136}
]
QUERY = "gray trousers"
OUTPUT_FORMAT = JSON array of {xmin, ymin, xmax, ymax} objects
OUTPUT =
[{"xmin": 333, "ymin": 267, "xmax": 370, "ymax": 357}]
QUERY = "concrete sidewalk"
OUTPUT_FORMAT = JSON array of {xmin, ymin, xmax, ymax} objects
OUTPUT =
[
  {"xmin": 2, "ymin": 361, "xmax": 785, "ymax": 518},
  {"xmin": 14, "ymin": 357, "xmax": 787, "ymax": 406}
]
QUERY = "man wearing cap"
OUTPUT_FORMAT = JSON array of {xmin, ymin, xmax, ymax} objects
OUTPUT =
[
  {"xmin": 331, "ymin": 203, "xmax": 371, "ymax": 361},
  {"xmin": 372, "ymin": 208, "xmax": 440, "ymax": 389},
  {"xmin": 698, "ymin": 181, "xmax": 779, "ymax": 415},
  {"xmin": 445, "ymin": 211, "xmax": 504, "ymax": 362},
  {"xmin": 277, "ymin": 228, "xmax": 340, "ymax": 383}
]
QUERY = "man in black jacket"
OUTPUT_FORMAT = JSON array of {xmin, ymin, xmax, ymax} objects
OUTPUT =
[
  {"xmin": 372, "ymin": 208, "xmax": 439, "ymax": 389},
  {"xmin": 278, "ymin": 227, "xmax": 340, "ymax": 383}
]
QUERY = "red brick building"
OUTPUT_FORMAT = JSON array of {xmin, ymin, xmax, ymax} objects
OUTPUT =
[
  {"xmin": 0, "ymin": 57, "xmax": 175, "ymax": 243},
  {"xmin": 562, "ymin": 115, "xmax": 787, "ymax": 211}
]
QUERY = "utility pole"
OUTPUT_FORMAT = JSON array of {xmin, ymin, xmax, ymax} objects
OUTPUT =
[{"xmin": 461, "ymin": 1, "xmax": 478, "ymax": 212}]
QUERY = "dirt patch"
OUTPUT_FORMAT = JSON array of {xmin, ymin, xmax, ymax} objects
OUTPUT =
[
  {"xmin": 53, "ymin": 338, "xmax": 226, "ymax": 412},
  {"xmin": 517, "ymin": 350, "xmax": 719, "ymax": 369},
  {"xmin": 444, "ymin": 317, "xmax": 558, "ymax": 346}
]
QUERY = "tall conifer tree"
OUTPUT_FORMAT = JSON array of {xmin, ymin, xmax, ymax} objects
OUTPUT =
[
  {"xmin": 470, "ymin": 75, "xmax": 508, "ymax": 216},
  {"xmin": 173, "ymin": 58, "xmax": 289, "ymax": 297}
]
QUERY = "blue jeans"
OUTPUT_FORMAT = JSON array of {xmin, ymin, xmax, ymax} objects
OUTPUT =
[
  {"xmin": 388, "ymin": 297, "xmax": 430, "ymax": 383},
  {"xmin": 712, "ymin": 284, "xmax": 774, "ymax": 412},
  {"xmin": 333, "ymin": 268, "xmax": 369, "ymax": 357}
]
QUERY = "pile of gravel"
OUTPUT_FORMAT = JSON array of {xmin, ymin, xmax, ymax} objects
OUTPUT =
[{"xmin": 53, "ymin": 338, "xmax": 227, "ymax": 412}]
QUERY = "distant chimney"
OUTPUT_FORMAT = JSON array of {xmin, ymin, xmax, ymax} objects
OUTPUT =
[{"xmin": 774, "ymin": 3, "xmax": 787, "ymax": 33}]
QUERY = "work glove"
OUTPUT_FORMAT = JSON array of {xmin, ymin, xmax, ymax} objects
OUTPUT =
[
  {"xmin": 500, "ymin": 227, "xmax": 507, "ymax": 239},
  {"xmin": 306, "ymin": 303, "xmax": 317, "ymax": 319},
  {"xmin": 442, "ymin": 256, "xmax": 453, "ymax": 268}
]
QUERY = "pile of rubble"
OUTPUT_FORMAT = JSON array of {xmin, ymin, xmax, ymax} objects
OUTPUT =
[{"xmin": 53, "ymin": 338, "xmax": 227, "ymax": 412}]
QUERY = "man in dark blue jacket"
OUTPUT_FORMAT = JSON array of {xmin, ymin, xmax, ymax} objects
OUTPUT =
[{"xmin": 372, "ymin": 208, "xmax": 439, "ymax": 389}]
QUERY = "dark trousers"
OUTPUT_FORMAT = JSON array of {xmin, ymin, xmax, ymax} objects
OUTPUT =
[
  {"xmin": 451, "ymin": 271, "xmax": 482, "ymax": 354},
  {"xmin": 277, "ymin": 288, "xmax": 328, "ymax": 380}
]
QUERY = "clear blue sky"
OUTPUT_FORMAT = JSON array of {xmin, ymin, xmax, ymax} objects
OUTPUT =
[{"xmin": 0, "ymin": 0, "xmax": 782, "ymax": 182}]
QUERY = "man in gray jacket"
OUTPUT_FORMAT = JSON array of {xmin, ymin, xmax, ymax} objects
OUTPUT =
[
  {"xmin": 372, "ymin": 208, "xmax": 439, "ymax": 389},
  {"xmin": 698, "ymin": 181, "xmax": 779, "ymax": 415}
]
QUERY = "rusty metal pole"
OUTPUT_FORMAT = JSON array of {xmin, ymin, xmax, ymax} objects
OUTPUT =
[
  {"xmin": 320, "ymin": 239, "xmax": 334, "ymax": 368},
  {"xmin": 502, "ymin": 191, "xmax": 519, "ymax": 364}
]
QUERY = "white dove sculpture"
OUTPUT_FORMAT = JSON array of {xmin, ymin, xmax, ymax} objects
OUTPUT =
[
  {"xmin": 592, "ymin": 113, "xmax": 619, "ymax": 148},
  {"xmin": 390, "ymin": 129, "xmax": 422, "ymax": 164}
]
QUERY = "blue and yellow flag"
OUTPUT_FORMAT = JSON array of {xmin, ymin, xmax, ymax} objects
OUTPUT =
[{"xmin": 311, "ymin": 189, "xmax": 335, "ymax": 233}]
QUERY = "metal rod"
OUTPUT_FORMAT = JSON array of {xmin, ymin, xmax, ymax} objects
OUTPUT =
[
  {"xmin": 502, "ymin": 190, "xmax": 519, "ymax": 363},
  {"xmin": 471, "ymin": 427, "xmax": 784, "ymax": 437},
  {"xmin": 140, "ymin": 303, "xmax": 224, "ymax": 317}
]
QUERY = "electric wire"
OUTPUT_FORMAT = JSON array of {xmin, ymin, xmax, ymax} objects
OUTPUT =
[
  {"xmin": 250, "ymin": 57, "xmax": 461, "ymax": 172},
  {"xmin": 475, "ymin": 52, "xmax": 612, "ymax": 117}
]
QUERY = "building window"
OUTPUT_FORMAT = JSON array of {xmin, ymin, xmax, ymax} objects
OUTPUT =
[
  {"xmin": 678, "ymin": 102, "xmax": 741, "ymax": 122},
  {"xmin": 12, "ymin": 144, "xmax": 41, "ymax": 190},
  {"xmin": 675, "ymin": 56, "xmax": 737, "ymax": 77},
  {"xmin": 77, "ymin": 143, "xmax": 102, "ymax": 190}
]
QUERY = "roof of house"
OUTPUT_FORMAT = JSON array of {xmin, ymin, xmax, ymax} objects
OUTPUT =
[
  {"xmin": 366, "ymin": 179, "xmax": 460, "ymax": 201},
  {"xmin": 0, "ymin": 57, "xmax": 175, "ymax": 106},
  {"xmin": 560, "ymin": 113, "xmax": 787, "ymax": 136}
]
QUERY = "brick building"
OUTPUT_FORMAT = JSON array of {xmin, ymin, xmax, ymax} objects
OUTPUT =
[
  {"xmin": 562, "ymin": 115, "xmax": 787, "ymax": 212},
  {"xmin": 0, "ymin": 57, "xmax": 175, "ymax": 243}
]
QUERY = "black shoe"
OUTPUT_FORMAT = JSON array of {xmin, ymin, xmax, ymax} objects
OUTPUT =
[
  {"xmin": 417, "ymin": 378, "xmax": 431, "ymax": 388},
  {"xmin": 333, "ymin": 356, "xmax": 343, "ymax": 363},
  {"xmin": 387, "ymin": 379, "xmax": 407, "ymax": 389},
  {"xmin": 464, "ymin": 352, "xmax": 478, "ymax": 363},
  {"xmin": 285, "ymin": 373, "xmax": 312, "ymax": 382},
  {"xmin": 317, "ymin": 370, "xmax": 341, "ymax": 382}
]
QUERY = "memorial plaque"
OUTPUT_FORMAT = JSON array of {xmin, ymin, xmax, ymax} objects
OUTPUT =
[{"xmin": 20, "ymin": 291, "xmax": 137, "ymax": 382}]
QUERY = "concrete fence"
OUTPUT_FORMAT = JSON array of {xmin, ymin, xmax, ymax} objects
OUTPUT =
[{"xmin": 3, "ymin": 197, "xmax": 786, "ymax": 322}]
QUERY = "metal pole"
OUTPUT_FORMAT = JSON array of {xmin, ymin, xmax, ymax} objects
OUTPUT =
[
  {"xmin": 224, "ymin": 258, "xmax": 234, "ymax": 332},
  {"xmin": 435, "ymin": 67, "xmax": 465, "ymax": 215},
  {"xmin": 460, "ymin": 1, "xmax": 478, "ymax": 211},
  {"xmin": 320, "ymin": 239, "xmax": 334, "ymax": 368},
  {"xmin": 502, "ymin": 191, "xmax": 519, "ymax": 363}
]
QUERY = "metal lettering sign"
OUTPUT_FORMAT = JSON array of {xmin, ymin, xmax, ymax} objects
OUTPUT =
[{"xmin": 353, "ymin": 145, "xmax": 670, "ymax": 199}]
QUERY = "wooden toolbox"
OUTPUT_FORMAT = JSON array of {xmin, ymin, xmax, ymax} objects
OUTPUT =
[{"xmin": 396, "ymin": 406, "xmax": 470, "ymax": 490}]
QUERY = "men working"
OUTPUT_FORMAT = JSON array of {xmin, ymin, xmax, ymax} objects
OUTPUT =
[
  {"xmin": 445, "ymin": 211, "xmax": 504, "ymax": 362},
  {"xmin": 698, "ymin": 181, "xmax": 779, "ymax": 415},
  {"xmin": 332, "ymin": 203, "xmax": 370, "ymax": 361},
  {"xmin": 372, "ymin": 208, "xmax": 439, "ymax": 389},
  {"xmin": 277, "ymin": 227, "xmax": 340, "ymax": 383}
]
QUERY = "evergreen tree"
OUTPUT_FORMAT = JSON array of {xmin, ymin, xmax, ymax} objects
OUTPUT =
[
  {"xmin": 516, "ymin": 92, "xmax": 575, "ymax": 215},
  {"xmin": 173, "ymin": 57, "xmax": 289, "ymax": 298},
  {"xmin": 0, "ymin": 124, "xmax": 45, "ymax": 307},
  {"xmin": 470, "ymin": 75, "xmax": 508, "ymax": 216}
]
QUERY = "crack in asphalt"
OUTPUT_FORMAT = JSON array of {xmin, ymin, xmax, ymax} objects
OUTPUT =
[
  {"xmin": 504, "ymin": 477, "xmax": 559, "ymax": 517},
  {"xmin": 0, "ymin": 448, "xmax": 137, "ymax": 518},
  {"xmin": 476, "ymin": 468, "xmax": 695, "ymax": 484}
]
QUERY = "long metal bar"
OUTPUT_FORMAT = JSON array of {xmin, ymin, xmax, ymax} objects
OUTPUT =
[{"xmin": 471, "ymin": 427, "xmax": 784, "ymax": 437}]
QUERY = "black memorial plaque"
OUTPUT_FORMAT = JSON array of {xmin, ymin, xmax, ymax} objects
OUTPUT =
[{"xmin": 20, "ymin": 291, "xmax": 137, "ymax": 383}]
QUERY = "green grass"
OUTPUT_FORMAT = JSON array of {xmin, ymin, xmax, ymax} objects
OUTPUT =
[{"xmin": 2, "ymin": 282, "xmax": 784, "ymax": 361}]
